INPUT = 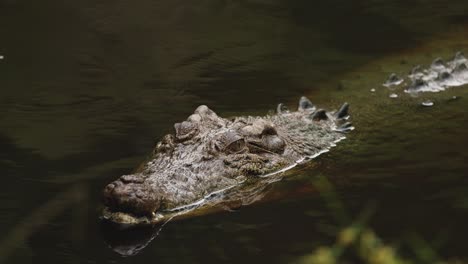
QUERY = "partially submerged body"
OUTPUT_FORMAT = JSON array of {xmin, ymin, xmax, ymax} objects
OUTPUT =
[
  {"xmin": 101, "ymin": 50, "xmax": 468, "ymax": 227},
  {"xmin": 102, "ymin": 97, "xmax": 352, "ymax": 225},
  {"xmin": 384, "ymin": 52, "xmax": 468, "ymax": 93}
]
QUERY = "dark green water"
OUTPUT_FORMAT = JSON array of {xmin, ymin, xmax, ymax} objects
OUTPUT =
[{"xmin": 1, "ymin": 0, "xmax": 468, "ymax": 263}]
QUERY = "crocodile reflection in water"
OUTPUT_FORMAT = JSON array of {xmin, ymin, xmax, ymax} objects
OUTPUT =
[
  {"xmin": 101, "ymin": 172, "xmax": 297, "ymax": 257},
  {"xmin": 102, "ymin": 96, "xmax": 352, "ymax": 226}
]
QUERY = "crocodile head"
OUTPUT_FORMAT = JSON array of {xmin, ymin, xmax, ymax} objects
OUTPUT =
[{"xmin": 102, "ymin": 97, "xmax": 351, "ymax": 225}]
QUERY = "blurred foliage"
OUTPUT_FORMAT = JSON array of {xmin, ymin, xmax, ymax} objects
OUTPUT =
[
  {"xmin": 295, "ymin": 176, "xmax": 467, "ymax": 264},
  {"xmin": 298, "ymin": 226, "xmax": 408, "ymax": 264},
  {"xmin": 297, "ymin": 225, "xmax": 466, "ymax": 264}
]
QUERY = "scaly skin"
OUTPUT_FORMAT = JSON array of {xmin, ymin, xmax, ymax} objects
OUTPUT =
[
  {"xmin": 383, "ymin": 52, "xmax": 468, "ymax": 93},
  {"xmin": 101, "ymin": 96, "xmax": 352, "ymax": 225}
]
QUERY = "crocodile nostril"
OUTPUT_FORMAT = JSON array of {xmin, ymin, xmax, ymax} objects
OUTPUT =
[
  {"xmin": 103, "ymin": 176, "xmax": 161, "ymax": 217},
  {"xmin": 103, "ymin": 183, "xmax": 117, "ymax": 203}
]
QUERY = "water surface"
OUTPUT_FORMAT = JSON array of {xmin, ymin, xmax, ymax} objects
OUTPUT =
[{"xmin": 1, "ymin": 0, "xmax": 468, "ymax": 263}]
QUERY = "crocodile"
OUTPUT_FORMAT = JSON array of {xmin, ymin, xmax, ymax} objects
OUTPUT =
[
  {"xmin": 383, "ymin": 51, "xmax": 468, "ymax": 94},
  {"xmin": 102, "ymin": 97, "xmax": 352, "ymax": 225},
  {"xmin": 101, "ymin": 51, "xmax": 468, "ymax": 227}
]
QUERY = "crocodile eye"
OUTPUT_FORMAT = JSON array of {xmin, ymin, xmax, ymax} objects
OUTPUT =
[{"xmin": 225, "ymin": 139, "xmax": 246, "ymax": 154}]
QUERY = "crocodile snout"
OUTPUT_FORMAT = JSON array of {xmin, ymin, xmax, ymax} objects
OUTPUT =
[{"xmin": 103, "ymin": 174, "xmax": 161, "ymax": 217}]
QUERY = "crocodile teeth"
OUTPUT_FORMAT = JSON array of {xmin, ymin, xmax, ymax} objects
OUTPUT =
[
  {"xmin": 298, "ymin": 96, "xmax": 315, "ymax": 111},
  {"xmin": 335, "ymin": 102, "xmax": 350, "ymax": 119}
]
